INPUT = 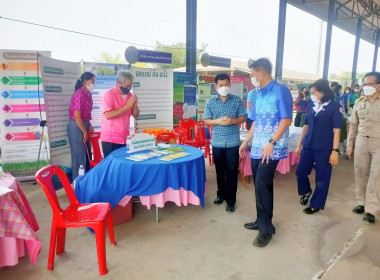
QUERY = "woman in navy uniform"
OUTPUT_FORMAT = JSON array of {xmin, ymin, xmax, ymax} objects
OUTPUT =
[{"xmin": 295, "ymin": 79, "xmax": 343, "ymax": 214}]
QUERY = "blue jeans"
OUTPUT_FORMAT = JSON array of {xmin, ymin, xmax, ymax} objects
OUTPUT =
[
  {"xmin": 251, "ymin": 159, "xmax": 279, "ymax": 234},
  {"xmin": 67, "ymin": 120, "xmax": 90, "ymax": 180}
]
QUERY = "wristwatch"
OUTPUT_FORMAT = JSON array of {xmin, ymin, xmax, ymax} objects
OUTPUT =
[
  {"xmin": 332, "ymin": 148, "xmax": 339, "ymax": 152},
  {"xmin": 268, "ymin": 138, "xmax": 277, "ymax": 146}
]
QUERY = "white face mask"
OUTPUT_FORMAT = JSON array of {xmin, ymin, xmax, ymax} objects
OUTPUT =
[
  {"xmin": 362, "ymin": 85, "xmax": 377, "ymax": 96},
  {"xmin": 310, "ymin": 94, "xmax": 319, "ymax": 104},
  {"xmin": 354, "ymin": 88, "xmax": 360, "ymax": 93},
  {"xmin": 251, "ymin": 76, "xmax": 260, "ymax": 89},
  {"xmin": 87, "ymin": 83, "xmax": 95, "ymax": 92},
  {"xmin": 345, "ymin": 90, "xmax": 350, "ymax": 94},
  {"xmin": 217, "ymin": 86, "xmax": 230, "ymax": 96}
]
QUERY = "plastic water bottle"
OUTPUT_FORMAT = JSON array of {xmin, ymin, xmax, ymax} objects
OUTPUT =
[
  {"xmin": 78, "ymin": 165, "xmax": 85, "ymax": 177},
  {"xmin": 126, "ymin": 136, "xmax": 132, "ymax": 151},
  {"xmin": 0, "ymin": 164, "xmax": 4, "ymax": 178},
  {"xmin": 73, "ymin": 165, "xmax": 85, "ymax": 190}
]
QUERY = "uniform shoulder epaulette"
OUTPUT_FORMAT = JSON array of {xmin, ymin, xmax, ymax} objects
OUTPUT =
[{"xmin": 355, "ymin": 96, "xmax": 365, "ymax": 103}]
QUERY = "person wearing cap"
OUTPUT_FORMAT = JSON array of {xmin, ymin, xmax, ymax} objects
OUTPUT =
[
  {"xmin": 347, "ymin": 71, "xmax": 380, "ymax": 224},
  {"xmin": 100, "ymin": 69, "xmax": 139, "ymax": 158},
  {"xmin": 203, "ymin": 73, "xmax": 246, "ymax": 213}
]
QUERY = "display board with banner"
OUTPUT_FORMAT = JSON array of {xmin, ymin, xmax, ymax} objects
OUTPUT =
[
  {"xmin": 134, "ymin": 68, "xmax": 173, "ymax": 131},
  {"xmin": 231, "ymin": 76, "xmax": 254, "ymax": 109},
  {"xmin": 173, "ymin": 72, "xmax": 197, "ymax": 125},
  {"xmin": 39, "ymin": 56, "xmax": 81, "ymax": 169},
  {"xmin": 0, "ymin": 49, "xmax": 51, "ymax": 176},
  {"xmin": 84, "ymin": 63, "xmax": 174, "ymax": 133},
  {"xmin": 197, "ymin": 75, "xmax": 215, "ymax": 120}
]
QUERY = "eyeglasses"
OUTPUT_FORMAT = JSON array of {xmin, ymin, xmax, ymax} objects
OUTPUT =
[{"xmin": 362, "ymin": 83, "xmax": 378, "ymax": 87}]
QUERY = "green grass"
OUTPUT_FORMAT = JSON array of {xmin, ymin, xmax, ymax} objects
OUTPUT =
[{"xmin": 3, "ymin": 160, "xmax": 49, "ymax": 173}]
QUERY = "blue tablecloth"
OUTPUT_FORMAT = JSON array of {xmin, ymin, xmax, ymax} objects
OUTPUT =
[{"xmin": 75, "ymin": 145, "xmax": 206, "ymax": 208}]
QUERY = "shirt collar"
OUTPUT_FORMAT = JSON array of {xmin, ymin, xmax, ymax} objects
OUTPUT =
[
  {"xmin": 216, "ymin": 94, "xmax": 231, "ymax": 101},
  {"xmin": 313, "ymin": 100, "xmax": 330, "ymax": 115},
  {"xmin": 258, "ymin": 80, "xmax": 276, "ymax": 93}
]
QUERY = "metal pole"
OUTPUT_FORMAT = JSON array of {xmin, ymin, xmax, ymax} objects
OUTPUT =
[
  {"xmin": 351, "ymin": 18, "xmax": 362, "ymax": 84},
  {"xmin": 372, "ymin": 30, "xmax": 380, "ymax": 71},
  {"xmin": 323, "ymin": 0, "xmax": 336, "ymax": 79},
  {"xmin": 186, "ymin": 0, "xmax": 197, "ymax": 75},
  {"xmin": 275, "ymin": 0, "xmax": 287, "ymax": 80},
  {"xmin": 317, "ymin": 20, "xmax": 324, "ymax": 75}
]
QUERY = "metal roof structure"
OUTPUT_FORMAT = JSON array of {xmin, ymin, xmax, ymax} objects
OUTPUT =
[{"xmin": 288, "ymin": 0, "xmax": 380, "ymax": 44}]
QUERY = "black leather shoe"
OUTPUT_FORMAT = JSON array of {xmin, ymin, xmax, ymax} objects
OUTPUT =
[
  {"xmin": 244, "ymin": 221, "xmax": 258, "ymax": 230},
  {"xmin": 226, "ymin": 204, "xmax": 235, "ymax": 212},
  {"xmin": 352, "ymin": 205, "xmax": 365, "ymax": 214},
  {"xmin": 363, "ymin": 212, "xmax": 375, "ymax": 223},
  {"xmin": 303, "ymin": 207, "xmax": 320, "ymax": 214},
  {"xmin": 214, "ymin": 197, "xmax": 224, "ymax": 204},
  {"xmin": 300, "ymin": 189, "xmax": 313, "ymax": 205},
  {"xmin": 253, "ymin": 231, "xmax": 272, "ymax": 247}
]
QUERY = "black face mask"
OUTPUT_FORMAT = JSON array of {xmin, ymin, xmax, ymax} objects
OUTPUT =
[{"xmin": 120, "ymin": 86, "xmax": 131, "ymax": 94}]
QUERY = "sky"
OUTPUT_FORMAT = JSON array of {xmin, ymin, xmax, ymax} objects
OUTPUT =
[{"xmin": 0, "ymin": 0, "xmax": 378, "ymax": 76}]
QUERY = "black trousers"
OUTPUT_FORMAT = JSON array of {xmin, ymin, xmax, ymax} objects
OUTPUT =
[
  {"xmin": 101, "ymin": 141, "xmax": 125, "ymax": 158},
  {"xmin": 251, "ymin": 159, "xmax": 279, "ymax": 234},
  {"xmin": 213, "ymin": 146, "xmax": 240, "ymax": 206},
  {"xmin": 294, "ymin": 112, "xmax": 305, "ymax": 127}
]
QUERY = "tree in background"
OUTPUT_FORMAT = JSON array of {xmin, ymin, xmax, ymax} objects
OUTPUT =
[
  {"xmin": 93, "ymin": 51, "xmax": 125, "ymax": 64},
  {"xmin": 93, "ymin": 41, "xmax": 208, "ymax": 69},
  {"xmin": 329, "ymin": 71, "xmax": 366, "ymax": 83},
  {"xmin": 93, "ymin": 51, "xmax": 148, "ymax": 69},
  {"xmin": 154, "ymin": 41, "xmax": 208, "ymax": 68}
]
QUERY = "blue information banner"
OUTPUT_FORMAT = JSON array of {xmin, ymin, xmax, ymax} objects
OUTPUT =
[
  {"xmin": 184, "ymin": 86, "xmax": 197, "ymax": 105},
  {"xmin": 138, "ymin": 50, "xmax": 172, "ymax": 64},
  {"xmin": 209, "ymin": 56, "xmax": 231, "ymax": 68}
]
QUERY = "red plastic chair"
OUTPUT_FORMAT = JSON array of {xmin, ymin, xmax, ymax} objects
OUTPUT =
[
  {"xmin": 171, "ymin": 127, "xmax": 188, "ymax": 145},
  {"xmin": 156, "ymin": 132, "xmax": 179, "ymax": 144},
  {"xmin": 88, "ymin": 132, "xmax": 103, "ymax": 168},
  {"xmin": 204, "ymin": 125, "xmax": 214, "ymax": 165},
  {"xmin": 195, "ymin": 121, "xmax": 213, "ymax": 165},
  {"xmin": 35, "ymin": 165, "xmax": 116, "ymax": 276},
  {"xmin": 179, "ymin": 118, "xmax": 197, "ymax": 140}
]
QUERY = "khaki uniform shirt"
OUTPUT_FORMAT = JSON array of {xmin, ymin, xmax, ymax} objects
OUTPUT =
[{"xmin": 347, "ymin": 95, "xmax": 380, "ymax": 148}]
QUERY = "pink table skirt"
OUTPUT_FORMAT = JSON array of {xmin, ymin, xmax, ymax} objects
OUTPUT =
[
  {"xmin": 118, "ymin": 186, "xmax": 206, "ymax": 210},
  {"xmin": 0, "ymin": 173, "xmax": 41, "ymax": 267},
  {"xmin": 241, "ymin": 151, "xmax": 299, "ymax": 177}
]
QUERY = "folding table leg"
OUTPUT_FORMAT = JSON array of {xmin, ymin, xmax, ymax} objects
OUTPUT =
[{"xmin": 156, "ymin": 206, "xmax": 159, "ymax": 224}]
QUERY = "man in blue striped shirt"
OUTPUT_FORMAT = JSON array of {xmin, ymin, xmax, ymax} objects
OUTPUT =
[{"xmin": 203, "ymin": 74, "xmax": 246, "ymax": 213}]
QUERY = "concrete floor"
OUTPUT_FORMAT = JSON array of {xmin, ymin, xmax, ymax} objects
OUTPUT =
[{"xmin": 1, "ymin": 158, "xmax": 379, "ymax": 280}]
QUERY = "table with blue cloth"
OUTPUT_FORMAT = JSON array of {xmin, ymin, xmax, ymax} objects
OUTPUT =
[{"xmin": 75, "ymin": 145, "xmax": 206, "ymax": 212}]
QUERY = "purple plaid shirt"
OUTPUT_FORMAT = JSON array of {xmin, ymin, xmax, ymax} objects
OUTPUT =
[{"xmin": 69, "ymin": 87, "xmax": 93, "ymax": 120}]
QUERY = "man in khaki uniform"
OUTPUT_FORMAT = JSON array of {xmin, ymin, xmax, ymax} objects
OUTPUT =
[{"xmin": 347, "ymin": 71, "xmax": 380, "ymax": 224}]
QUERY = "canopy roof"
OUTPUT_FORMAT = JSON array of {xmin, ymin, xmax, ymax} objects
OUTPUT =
[
  {"xmin": 288, "ymin": 0, "xmax": 380, "ymax": 44},
  {"xmin": 174, "ymin": 60, "xmax": 321, "ymax": 83}
]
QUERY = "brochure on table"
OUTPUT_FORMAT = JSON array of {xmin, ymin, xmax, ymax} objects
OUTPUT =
[{"xmin": 126, "ymin": 146, "xmax": 188, "ymax": 162}]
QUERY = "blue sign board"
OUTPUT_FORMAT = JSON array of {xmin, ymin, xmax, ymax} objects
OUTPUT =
[
  {"xmin": 138, "ymin": 50, "xmax": 172, "ymax": 64},
  {"xmin": 209, "ymin": 56, "xmax": 231, "ymax": 68}
]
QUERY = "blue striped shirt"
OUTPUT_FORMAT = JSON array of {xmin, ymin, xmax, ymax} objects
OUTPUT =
[{"xmin": 203, "ymin": 94, "xmax": 246, "ymax": 148}]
